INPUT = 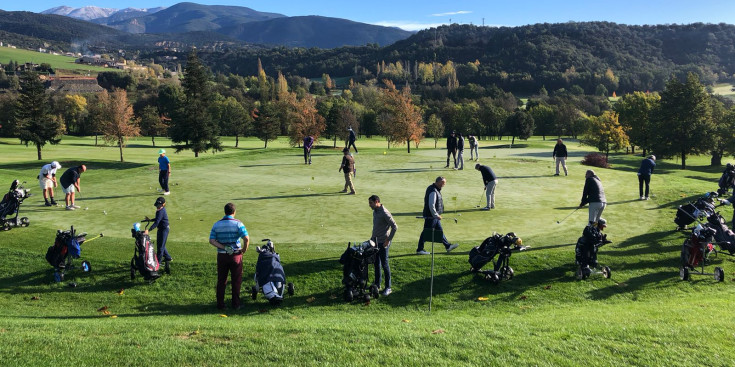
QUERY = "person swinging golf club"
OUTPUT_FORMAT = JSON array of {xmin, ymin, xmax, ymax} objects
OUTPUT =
[
  {"xmin": 579, "ymin": 169, "xmax": 607, "ymax": 227},
  {"xmin": 475, "ymin": 163, "xmax": 497, "ymax": 210},
  {"xmin": 416, "ymin": 176, "xmax": 459, "ymax": 255}
]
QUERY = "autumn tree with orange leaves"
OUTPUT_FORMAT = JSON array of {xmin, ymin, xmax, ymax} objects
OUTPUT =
[
  {"xmin": 99, "ymin": 89, "xmax": 139, "ymax": 162},
  {"xmin": 378, "ymin": 80, "xmax": 424, "ymax": 153}
]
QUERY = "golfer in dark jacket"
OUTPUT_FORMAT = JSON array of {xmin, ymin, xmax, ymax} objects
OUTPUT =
[
  {"xmin": 637, "ymin": 155, "xmax": 656, "ymax": 200},
  {"xmin": 145, "ymin": 196, "xmax": 172, "ymax": 263},
  {"xmin": 303, "ymin": 135, "xmax": 314, "ymax": 164},
  {"xmin": 475, "ymin": 164, "xmax": 498, "ymax": 210},
  {"xmin": 579, "ymin": 170, "xmax": 607, "ymax": 226},
  {"xmin": 369, "ymin": 195, "xmax": 397, "ymax": 296},
  {"xmin": 346, "ymin": 127, "xmax": 358, "ymax": 153},
  {"xmin": 552, "ymin": 139, "xmax": 568, "ymax": 176},
  {"xmin": 339, "ymin": 148, "xmax": 356, "ymax": 194},
  {"xmin": 445, "ymin": 131, "xmax": 458, "ymax": 168},
  {"xmin": 416, "ymin": 177, "xmax": 458, "ymax": 255},
  {"xmin": 456, "ymin": 133, "xmax": 465, "ymax": 170}
]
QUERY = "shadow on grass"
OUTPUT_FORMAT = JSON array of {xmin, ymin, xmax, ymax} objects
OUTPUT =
[
  {"xmin": 371, "ymin": 168, "xmax": 439, "ymax": 174},
  {"xmin": 0, "ymin": 161, "xmax": 149, "ymax": 172},
  {"xmin": 239, "ymin": 163, "xmax": 305, "ymax": 168},
  {"xmin": 237, "ymin": 192, "xmax": 343, "ymax": 201}
]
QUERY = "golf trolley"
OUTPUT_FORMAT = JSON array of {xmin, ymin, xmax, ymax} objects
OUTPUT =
[
  {"xmin": 674, "ymin": 192, "xmax": 717, "ymax": 231},
  {"xmin": 250, "ymin": 239, "xmax": 295, "ymax": 306},
  {"xmin": 575, "ymin": 224, "xmax": 612, "ymax": 280},
  {"xmin": 45, "ymin": 226, "xmax": 103, "ymax": 283},
  {"xmin": 0, "ymin": 180, "xmax": 31, "ymax": 231},
  {"xmin": 130, "ymin": 219, "xmax": 163, "ymax": 283},
  {"xmin": 679, "ymin": 224, "xmax": 727, "ymax": 282},
  {"xmin": 339, "ymin": 239, "xmax": 380, "ymax": 302},
  {"xmin": 469, "ymin": 232, "xmax": 524, "ymax": 284}
]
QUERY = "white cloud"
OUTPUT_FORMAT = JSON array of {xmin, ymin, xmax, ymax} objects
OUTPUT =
[
  {"xmin": 373, "ymin": 21, "xmax": 446, "ymax": 31},
  {"xmin": 431, "ymin": 11, "xmax": 472, "ymax": 17}
]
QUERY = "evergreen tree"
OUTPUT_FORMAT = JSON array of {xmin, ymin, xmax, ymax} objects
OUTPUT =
[
  {"xmin": 505, "ymin": 110, "xmax": 535, "ymax": 146},
  {"xmin": 13, "ymin": 71, "xmax": 64, "ymax": 160},
  {"xmin": 252, "ymin": 102, "xmax": 280, "ymax": 148}
]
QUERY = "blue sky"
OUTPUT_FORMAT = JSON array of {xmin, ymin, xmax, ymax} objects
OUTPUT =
[{"xmin": 4, "ymin": 1, "xmax": 735, "ymax": 31}]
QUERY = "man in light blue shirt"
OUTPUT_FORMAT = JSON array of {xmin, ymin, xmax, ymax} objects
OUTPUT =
[
  {"xmin": 209, "ymin": 202, "xmax": 250, "ymax": 310},
  {"xmin": 158, "ymin": 149, "xmax": 171, "ymax": 195}
]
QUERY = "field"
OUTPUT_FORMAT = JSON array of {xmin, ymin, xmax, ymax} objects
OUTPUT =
[
  {"xmin": 0, "ymin": 46, "xmax": 118, "ymax": 75},
  {"xmin": 1, "ymin": 136, "xmax": 735, "ymax": 366}
]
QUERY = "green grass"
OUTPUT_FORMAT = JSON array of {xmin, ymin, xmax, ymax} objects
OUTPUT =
[
  {"xmin": 1, "ymin": 136, "xmax": 735, "ymax": 366},
  {"xmin": 0, "ymin": 46, "xmax": 119, "ymax": 75}
]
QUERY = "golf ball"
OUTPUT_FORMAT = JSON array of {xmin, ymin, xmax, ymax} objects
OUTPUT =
[
  {"xmin": 84, "ymin": 207, "xmax": 89, "ymax": 210},
  {"xmin": 383, "ymin": 151, "xmax": 387, "ymax": 155},
  {"xmin": 179, "ymin": 217, "xmax": 182, "ymax": 220},
  {"xmin": 103, "ymin": 211, "xmax": 107, "ymax": 215}
]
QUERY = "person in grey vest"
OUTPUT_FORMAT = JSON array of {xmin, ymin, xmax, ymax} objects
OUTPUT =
[
  {"xmin": 552, "ymin": 139, "xmax": 568, "ymax": 176},
  {"xmin": 416, "ymin": 177, "xmax": 459, "ymax": 255},
  {"xmin": 579, "ymin": 170, "xmax": 607, "ymax": 226}
]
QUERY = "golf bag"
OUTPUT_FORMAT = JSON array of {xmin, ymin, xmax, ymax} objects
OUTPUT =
[
  {"xmin": 704, "ymin": 212, "xmax": 735, "ymax": 254},
  {"xmin": 130, "ymin": 223, "xmax": 160, "ymax": 282},
  {"xmin": 468, "ymin": 232, "xmax": 521, "ymax": 283},
  {"xmin": 575, "ymin": 224, "xmax": 612, "ymax": 279},
  {"xmin": 679, "ymin": 224, "xmax": 726, "ymax": 281},
  {"xmin": 718, "ymin": 163, "xmax": 735, "ymax": 195},
  {"xmin": 0, "ymin": 180, "xmax": 31, "ymax": 231},
  {"xmin": 45, "ymin": 226, "xmax": 91, "ymax": 282},
  {"xmin": 674, "ymin": 192, "xmax": 717, "ymax": 230},
  {"xmin": 251, "ymin": 239, "xmax": 294, "ymax": 305},
  {"xmin": 339, "ymin": 239, "xmax": 379, "ymax": 302}
]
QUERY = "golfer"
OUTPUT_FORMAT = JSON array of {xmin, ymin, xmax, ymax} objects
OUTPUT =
[
  {"xmin": 158, "ymin": 149, "xmax": 171, "ymax": 195},
  {"xmin": 552, "ymin": 139, "xmax": 568, "ymax": 176},
  {"xmin": 369, "ymin": 195, "xmax": 397, "ymax": 296},
  {"xmin": 475, "ymin": 164, "xmax": 498, "ymax": 210},
  {"xmin": 468, "ymin": 135, "xmax": 479, "ymax": 161},
  {"xmin": 303, "ymin": 135, "xmax": 314, "ymax": 164},
  {"xmin": 346, "ymin": 126, "xmax": 358, "ymax": 153},
  {"xmin": 338, "ymin": 148, "xmax": 356, "ymax": 195},
  {"xmin": 416, "ymin": 176, "xmax": 459, "ymax": 255},
  {"xmin": 209, "ymin": 202, "xmax": 250, "ymax": 310},
  {"xmin": 38, "ymin": 161, "xmax": 61, "ymax": 206},
  {"xmin": 579, "ymin": 169, "xmax": 607, "ymax": 226},
  {"xmin": 637, "ymin": 155, "xmax": 656, "ymax": 200},
  {"xmin": 145, "ymin": 196, "xmax": 172, "ymax": 263},
  {"xmin": 456, "ymin": 133, "xmax": 465, "ymax": 170},
  {"xmin": 59, "ymin": 165, "xmax": 86, "ymax": 211},
  {"xmin": 445, "ymin": 131, "xmax": 458, "ymax": 168}
]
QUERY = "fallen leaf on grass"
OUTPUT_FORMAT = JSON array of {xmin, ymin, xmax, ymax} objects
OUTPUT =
[
  {"xmin": 97, "ymin": 306, "xmax": 108, "ymax": 312},
  {"xmin": 102, "ymin": 310, "xmax": 111, "ymax": 315},
  {"xmin": 544, "ymin": 285, "xmax": 552, "ymax": 290},
  {"xmin": 616, "ymin": 282, "xmax": 628, "ymax": 287},
  {"xmin": 477, "ymin": 297, "xmax": 489, "ymax": 301},
  {"xmin": 431, "ymin": 329, "xmax": 445, "ymax": 334},
  {"xmin": 189, "ymin": 329, "xmax": 201, "ymax": 336},
  {"xmin": 402, "ymin": 319, "xmax": 411, "ymax": 323},
  {"xmin": 30, "ymin": 296, "xmax": 40, "ymax": 301},
  {"xmin": 519, "ymin": 295, "xmax": 527, "ymax": 300},
  {"xmin": 363, "ymin": 300, "xmax": 371, "ymax": 306},
  {"xmin": 306, "ymin": 297, "xmax": 316, "ymax": 303},
  {"xmin": 291, "ymin": 316, "xmax": 298, "ymax": 320},
  {"xmin": 219, "ymin": 314, "xmax": 228, "ymax": 318},
  {"xmin": 117, "ymin": 288, "xmax": 124, "ymax": 295},
  {"xmin": 110, "ymin": 315, "xmax": 117, "ymax": 319}
]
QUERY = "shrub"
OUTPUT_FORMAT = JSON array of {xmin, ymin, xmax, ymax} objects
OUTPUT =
[{"xmin": 581, "ymin": 153, "xmax": 609, "ymax": 168}]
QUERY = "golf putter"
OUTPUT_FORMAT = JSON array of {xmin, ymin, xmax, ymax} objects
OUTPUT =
[{"xmin": 556, "ymin": 207, "xmax": 579, "ymax": 224}]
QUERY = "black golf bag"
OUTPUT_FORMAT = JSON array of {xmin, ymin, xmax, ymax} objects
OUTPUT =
[
  {"xmin": 704, "ymin": 212, "xmax": 735, "ymax": 255},
  {"xmin": 45, "ymin": 226, "xmax": 91, "ymax": 282},
  {"xmin": 339, "ymin": 239, "xmax": 379, "ymax": 302},
  {"xmin": 0, "ymin": 180, "xmax": 31, "ymax": 231},
  {"xmin": 251, "ymin": 239, "xmax": 294, "ymax": 305},
  {"xmin": 674, "ymin": 193, "xmax": 717, "ymax": 230},
  {"xmin": 468, "ymin": 232, "xmax": 521, "ymax": 283},
  {"xmin": 575, "ymin": 224, "xmax": 612, "ymax": 279},
  {"xmin": 718, "ymin": 163, "xmax": 735, "ymax": 195},
  {"xmin": 130, "ymin": 223, "xmax": 160, "ymax": 282}
]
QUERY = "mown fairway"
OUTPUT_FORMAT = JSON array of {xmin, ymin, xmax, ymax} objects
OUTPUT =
[
  {"xmin": 1, "ymin": 136, "xmax": 734, "ymax": 366},
  {"xmin": 0, "ymin": 46, "xmax": 118, "ymax": 75}
]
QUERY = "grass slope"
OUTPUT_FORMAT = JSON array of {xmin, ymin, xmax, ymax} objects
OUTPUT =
[
  {"xmin": 1, "ymin": 136, "xmax": 734, "ymax": 366},
  {"xmin": 0, "ymin": 46, "xmax": 118, "ymax": 75}
]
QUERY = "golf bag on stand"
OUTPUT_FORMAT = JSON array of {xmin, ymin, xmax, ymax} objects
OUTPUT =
[
  {"xmin": 130, "ymin": 221, "xmax": 160, "ymax": 282},
  {"xmin": 0, "ymin": 180, "xmax": 31, "ymax": 231},
  {"xmin": 339, "ymin": 239, "xmax": 379, "ymax": 302},
  {"xmin": 575, "ymin": 223, "xmax": 612, "ymax": 280},
  {"xmin": 718, "ymin": 163, "xmax": 735, "ymax": 195},
  {"xmin": 674, "ymin": 192, "xmax": 717, "ymax": 230},
  {"xmin": 250, "ymin": 239, "xmax": 294, "ymax": 305},
  {"xmin": 679, "ymin": 224, "xmax": 725, "ymax": 282},
  {"xmin": 468, "ymin": 232, "xmax": 523, "ymax": 283},
  {"xmin": 45, "ymin": 226, "xmax": 101, "ymax": 282}
]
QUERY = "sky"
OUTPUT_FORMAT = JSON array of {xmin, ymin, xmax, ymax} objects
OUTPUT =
[{"xmin": 4, "ymin": 0, "xmax": 735, "ymax": 31}]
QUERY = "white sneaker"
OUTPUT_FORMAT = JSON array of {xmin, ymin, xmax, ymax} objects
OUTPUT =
[
  {"xmin": 380, "ymin": 288, "xmax": 392, "ymax": 296},
  {"xmin": 446, "ymin": 243, "xmax": 459, "ymax": 253},
  {"xmin": 65, "ymin": 205, "xmax": 75, "ymax": 211},
  {"xmin": 72, "ymin": 204, "xmax": 81, "ymax": 209},
  {"xmin": 645, "ymin": 196, "xmax": 650, "ymax": 200},
  {"xmin": 416, "ymin": 250, "xmax": 430, "ymax": 255},
  {"xmin": 164, "ymin": 191, "xmax": 170, "ymax": 195},
  {"xmin": 640, "ymin": 196, "xmax": 645, "ymax": 200}
]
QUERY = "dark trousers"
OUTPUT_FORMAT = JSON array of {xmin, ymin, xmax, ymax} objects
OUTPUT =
[
  {"xmin": 374, "ymin": 242, "xmax": 391, "ymax": 289},
  {"xmin": 159, "ymin": 170, "xmax": 170, "ymax": 192},
  {"xmin": 638, "ymin": 174, "xmax": 651, "ymax": 197},
  {"xmin": 303, "ymin": 147, "xmax": 311, "ymax": 164},
  {"xmin": 417, "ymin": 217, "xmax": 451, "ymax": 252},
  {"xmin": 216, "ymin": 253, "xmax": 243, "ymax": 309},
  {"xmin": 347, "ymin": 140, "xmax": 358, "ymax": 153},
  {"xmin": 446, "ymin": 149, "xmax": 457, "ymax": 167},
  {"xmin": 156, "ymin": 227, "xmax": 170, "ymax": 261}
]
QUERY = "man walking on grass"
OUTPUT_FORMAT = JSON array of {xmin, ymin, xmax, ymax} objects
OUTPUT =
[
  {"xmin": 209, "ymin": 202, "xmax": 250, "ymax": 310},
  {"xmin": 552, "ymin": 138, "xmax": 568, "ymax": 176},
  {"xmin": 339, "ymin": 148, "xmax": 356, "ymax": 194},
  {"xmin": 416, "ymin": 176, "xmax": 459, "ymax": 255},
  {"xmin": 369, "ymin": 195, "xmax": 397, "ymax": 296}
]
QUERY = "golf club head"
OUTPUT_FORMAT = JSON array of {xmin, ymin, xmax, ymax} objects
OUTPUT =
[{"xmin": 454, "ymin": 218, "xmax": 458, "ymax": 224}]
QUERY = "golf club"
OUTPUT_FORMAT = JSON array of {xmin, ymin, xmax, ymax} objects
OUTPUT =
[
  {"xmin": 475, "ymin": 187, "xmax": 487, "ymax": 208},
  {"xmin": 556, "ymin": 207, "xmax": 580, "ymax": 224},
  {"xmin": 83, "ymin": 233, "xmax": 104, "ymax": 243},
  {"xmin": 416, "ymin": 216, "xmax": 436, "ymax": 313},
  {"xmin": 452, "ymin": 196, "xmax": 458, "ymax": 223}
]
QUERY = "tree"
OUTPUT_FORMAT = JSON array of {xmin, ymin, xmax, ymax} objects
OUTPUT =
[
  {"xmin": 425, "ymin": 114, "xmax": 444, "ymax": 148},
  {"xmin": 287, "ymin": 93, "xmax": 326, "ymax": 147},
  {"xmin": 378, "ymin": 81, "xmax": 424, "ymax": 153},
  {"xmin": 653, "ymin": 73, "xmax": 713, "ymax": 169},
  {"xmin": 98, "ymin": 89, "xmax": 139, "ymax": 162},
  {"xmin": 212, "ymin": 97, "xmax": 252, "ymax": 147},
  {"xmin": 138, "ymin": 105, "xmax": 168, "ymax": 147},
  {"xmin": 614, "ymin": 91, "xmax": 660, "ymax": 155},
  {"xmin": 169, "ymin": 51, "xmax": 221, "ymax": 157},
  {"xmin": 708, "ymin": 97, "xmax": 732, "ymax": 166},
  {"xmin": 528, "ymin": 103, "xmax": 555, "ymax": 140},
  {"xmin": 13, "ymin": 71, "xmax": 64, "ymax": 160},
  {"xmin": 582, "ymin": 111, "xmax": 629, "ymax": 159},
  {"xmin": 58, "ymin": 94, "xmax": 88, "ymax": 135},
  {"xmin": 505, "ymin": 110, "xmax": 535, "ymax": 146},
  {"xmin": 252, "ymin": 102, "xmax": 280, "ymax": 148}
]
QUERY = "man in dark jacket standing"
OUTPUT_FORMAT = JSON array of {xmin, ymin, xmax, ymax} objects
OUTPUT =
[
  {"xmin": 552, "ymin": 139, "xmax": 568, "ymax": 176},
  {"xmin": 637, "ymin": 155, "xmax": 656, "ymax": 200},
  {"xmin": 475, "ymin": 164, "xmax": 498, "ymax": 210},
  {"xmin": 456, "ymin": 133, "xmax": 465, "ymax": 170},
  {"xmin": 145, "ymin": 196, "xmax": 172, "ymax": 263},
  {"xmin": 338, "ymin": 148, "xmax": 356, "ymax": 194},
  {"xmin": 445, "ymin": 131, "xmax": 458, "ymax": 168},
  {"xmin": 579, "ymin": 170, "xmax": 607, "ymax": 226},
  {"xmin": 369, "ymin": 195, "xmax": 397, "ymax": 296},
  {"xmin": 346, "ymin": 127, "xmax": 358, "ymax": 153},
  {"xmin": 416, "ymin": 176, "xmax": 459, "ymax": 255},
  {"xmin": 303, "ymin": 135, "xmax": 314, "ymax": 164}
]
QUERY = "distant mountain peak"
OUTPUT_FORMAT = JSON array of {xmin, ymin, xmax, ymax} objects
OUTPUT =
[{"xmin": 40, "ymin": 5, "xmax": 166, "ymax": 21}]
